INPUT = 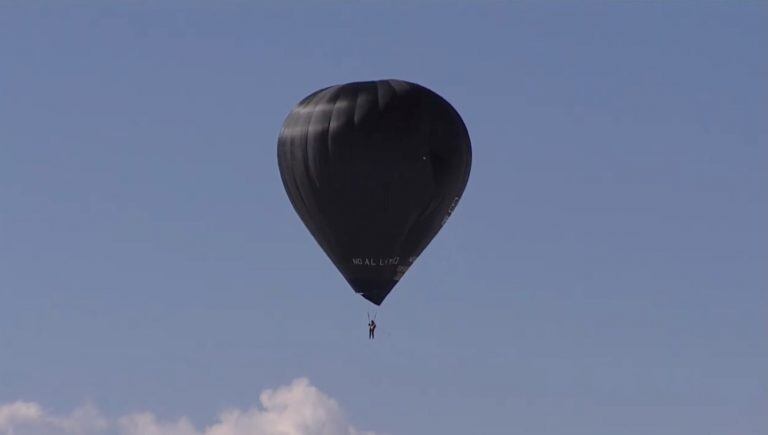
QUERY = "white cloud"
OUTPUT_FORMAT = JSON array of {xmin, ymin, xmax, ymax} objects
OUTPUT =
[
  {"xmin": 0, "ymin": 401, "xmax": 43, "ymax": 429},
  {"xmin": 0, "ymin": 378, "xmax": 376, "ymax": 435}
]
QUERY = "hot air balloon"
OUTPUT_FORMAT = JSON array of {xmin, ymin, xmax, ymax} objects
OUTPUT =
[{"xmin": 277, "ymin": 79, "xmax": 471, "ymax": 305}]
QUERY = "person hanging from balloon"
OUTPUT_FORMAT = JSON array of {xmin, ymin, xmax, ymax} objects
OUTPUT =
[{"xmin": 367, "ymin": 312, "xmax": 377, "ymax": 339}]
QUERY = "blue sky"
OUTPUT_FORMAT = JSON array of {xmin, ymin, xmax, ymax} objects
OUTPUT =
[{"xmin": 1, "ymin": 2, "xmax": 766, "ymax": 434}]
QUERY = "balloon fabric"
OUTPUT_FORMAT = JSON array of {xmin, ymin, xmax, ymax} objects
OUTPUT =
[{"xmin": 277, "ymin": 79, "xmax": 471, "ymax": 305}]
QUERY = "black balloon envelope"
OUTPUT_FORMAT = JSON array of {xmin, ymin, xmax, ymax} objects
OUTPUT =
[{"xmin": 277, "ymin": 79, "xmax": 471, "ymax": 305}]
